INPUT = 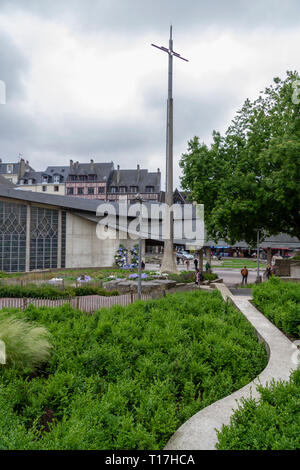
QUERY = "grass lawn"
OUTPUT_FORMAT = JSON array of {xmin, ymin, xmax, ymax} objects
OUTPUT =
[
  {"xmin": 0, "ymin": 290, "xmax": 267, "ymax": 450},
  {"xmin": 213, "ymin": 259, "xmax": 266, "ymax": 269}
]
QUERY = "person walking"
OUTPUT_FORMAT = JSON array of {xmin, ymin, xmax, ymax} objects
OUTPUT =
[
  {"xmin": 265, "ymin": 264, "xmax": 272, "ymax": 280},
  {"xmin": 194, "ymin": 258, "xmax": 198, "ymax": 270},
  {"xmin": 186, "ymin": 259, "xmax": 190, "ymax": 271},
  {"xmin": 241, "ymin": 266, "xmax": 249, "ymax": 286}
]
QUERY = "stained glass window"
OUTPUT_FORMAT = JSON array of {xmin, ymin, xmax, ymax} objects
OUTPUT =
[{"xmin": 0, "ymin": 202, "xmax": 27, "ymax": 272}]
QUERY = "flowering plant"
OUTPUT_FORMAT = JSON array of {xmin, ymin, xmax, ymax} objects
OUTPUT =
[
  {"xmin": 130, "ymin": 244, "xmax": 139, "ymax": 269},
  {"xmin": 114, "ymin": 245, "xmax": 128, "ymax": 268}
]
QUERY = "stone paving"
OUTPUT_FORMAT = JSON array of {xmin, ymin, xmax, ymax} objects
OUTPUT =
[{"xmin": 165, "ymin": 283, "xmax": 299, "ymax": 450}]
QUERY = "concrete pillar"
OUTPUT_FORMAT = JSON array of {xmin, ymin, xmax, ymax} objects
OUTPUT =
[
  {"xmin": 57, "ymin": 210, "xmax": 62, "ymax": 269},
  {"xmin": 25, "ymin": 204, "xmax": 31, "ymax": 272}
]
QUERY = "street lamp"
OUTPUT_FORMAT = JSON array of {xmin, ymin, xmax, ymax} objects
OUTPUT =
[{"xmin": 135, "ymin": 193, "xmax": 144, "ymax": 299}]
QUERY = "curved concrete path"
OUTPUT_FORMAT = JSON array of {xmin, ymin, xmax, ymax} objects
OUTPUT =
[{"xmin": 165, "ymin": 284, "xmax": 299, "ymax": 450}]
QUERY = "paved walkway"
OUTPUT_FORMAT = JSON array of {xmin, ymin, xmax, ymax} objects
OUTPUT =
[{"xmin": 165, "ymin": 284, "xmax": 299, "ymax": 450}]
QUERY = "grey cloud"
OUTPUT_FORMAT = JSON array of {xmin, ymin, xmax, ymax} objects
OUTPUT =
[
  {"xmin": 0, "ymin": 32, "xmax": 28, "ymax": 101},
  {"xmin": 1, "ymin": 0, "xmax": 300, "ymax": 34}
]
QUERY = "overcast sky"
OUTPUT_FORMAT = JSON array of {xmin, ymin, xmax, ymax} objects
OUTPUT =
[{"xmin": 0, "ymin": 0, "xmax": 300, "ymax": 189}]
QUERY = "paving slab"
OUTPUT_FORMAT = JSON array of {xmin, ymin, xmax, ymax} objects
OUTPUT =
[{"xmin": 165, "ymin": 283, "xmax": 299, "ymax": 450}]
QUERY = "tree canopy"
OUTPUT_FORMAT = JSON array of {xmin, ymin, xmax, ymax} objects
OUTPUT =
[{"xmin": 180, "ymin": 71, "xmax": 300, "ymax": 245}]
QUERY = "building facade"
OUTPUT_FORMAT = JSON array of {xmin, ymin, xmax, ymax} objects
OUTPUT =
[
  {"xmin": 16, "ymin": 160, "xmax": 162, "ymax": 202},
  {"xmin": 65, "ymin": 160, "xmax": 113, "ymax": 200},
  {"xmin": 0, "ymin": 158, "xmax": 34, "ymax": 185},
  {"xmin": 107, "ymin": 165, "xmax": 161, "ymax": 203}
]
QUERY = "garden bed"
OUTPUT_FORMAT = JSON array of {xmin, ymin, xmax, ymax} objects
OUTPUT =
[
  {"xmin": 0, "ymin": 290, "xmax": 267, "ymax": 450},
  {"xmin": 252, "ymin": 277, "xmax": 300, "ymax": 339}
]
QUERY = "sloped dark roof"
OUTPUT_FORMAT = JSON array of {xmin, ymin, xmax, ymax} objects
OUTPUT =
[
  {"xmin": 108, "ymin": 169, "xmax": 160, "ymax": 193},
  {"xmin": 68, "ymin": 163, "xmax": 114, "ymax": 181},
  {"xmin": 0, "ymin": 175, "xmax": 16, "ymax": 187}
]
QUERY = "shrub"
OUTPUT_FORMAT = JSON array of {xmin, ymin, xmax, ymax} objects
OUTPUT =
[
  {"xmin": 168, "ymin": 271, "xmax": 218, "ymax": 284},
  {"xmin": 216, "ymin": 369, "xmax": 300, "ymax": 450},
  {"xmin": 0, "ymin": 284, "xmax": 119, "ymax": 299},
  {"xmin": 252, "ymin": 277, "xmax": 300, "ymax": 338},
  {"xmin": 0, "ymin": 315, "xmax": 52, "ymax": 372},
  {"xmin": 0, "ymin": 290, "xmax": 267, "ymax": 450}
]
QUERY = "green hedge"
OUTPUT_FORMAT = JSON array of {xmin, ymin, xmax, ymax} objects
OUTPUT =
[
  {"xmin": 252, "ymin": 278, "xmax": 300, "ymax": 338},
  {"xmin": 0, "ymin": 290, "xmax": 267, "ymax": 450},
  {"xmin": 168, "ymin": 271, "xmax": 218, "ymax": 283},
  {"xmin": 216, "ymin": 369, "xmax": 300, "ymax": 450},
  {"xmin": 0, "ymin": 284, "xmax": 119, "ymax": 299}
]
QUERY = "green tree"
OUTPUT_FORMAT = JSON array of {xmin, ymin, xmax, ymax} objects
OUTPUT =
[{"xmin": 180, "ymin": 71, "xmax": 300, "ymax": 245}]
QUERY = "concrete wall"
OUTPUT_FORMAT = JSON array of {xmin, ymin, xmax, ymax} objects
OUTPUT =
[
  {"xmin": 275, "ymin": 259, "xmax": 300, "ymax": 276},
  {"xmin": 65, "ymin": 212, "xmax": 141, "ymax": 268}
]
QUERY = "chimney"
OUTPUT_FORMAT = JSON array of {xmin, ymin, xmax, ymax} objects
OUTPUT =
[
  {"xmin": 70, "ymin": 160, "xmax": 73, "ymax": 170},
  {"xmin": 157, "ymin": 168, "xmax": 161, "ymax": 188},
  {"xmin": 117, "ymin": 165, "xmax": 120, "ymax": 184},
  {"xmin": 137, "ymin": 164, "xmax": 140, "ymax": 183},
  {"xmin": 18, "ymin": 158, "xmax": 26, "ymax": 178},
  {"xmin": 76, "ymin": 161, "xmax": 79, "ymax": 169},
  {"xmin": 90, "ymin": 159, "xmax": 94, "ymax": 171}
]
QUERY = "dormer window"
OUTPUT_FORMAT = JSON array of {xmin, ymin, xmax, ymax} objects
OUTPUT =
[
  {"xmin": 28, "ymin": 179, "xmax": 33, "ymax": 185},
  {"xmin": 6, "ymin": 164, "xmax": 13, "ymax": 174},
  {"xmin": 19, "ymin": 179, "xmax": 24, "ymax": 185},
  {"xmin": 88, "ymin": 174, "xmax": 96, "ymax": 181},
  {"xmin": 130, "ymin": 186, "xmax": 138, "ymax": 193},
  {"xmin": 53, "ymin": 175, "xmax": 60, "ymax": 183},
  {"xmin": 110, "ymin": 187, "xmax": 117, "ymax": 193},
  {"xmin": 146, "ymin": 186, "xmax": 154, "ymax": 193},
  {"xmin": 119, "ymin": 186, "xmax": 127, "ymax": 193},
  {"xmin": 42, "ymin": 175, "xmax": 48, "ymax": 183}
]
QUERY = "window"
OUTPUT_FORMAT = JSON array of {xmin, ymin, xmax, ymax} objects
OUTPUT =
[
  {"xmin": 54, "ymin": 186, "xmax": 59, "ymax": 192},
  {"xmin": 110, "ymin": 187, "xmax": 117, "ymax": 193},
  {"xmin": 53, "ymin": 175, "xmax": 60, "ymax": 183},
  {"xmin": 146, "ymin": 186, "xmax": 154, "ymax": 193},
  {"xmin": 28, "ymin": 179, "xmax": 33, "ymax": 185},
  {"xmin": 119, "ymin": 186, "xmax": 127, "ymax": 193},
  {"xmin": 130, "ymin": 186, "xmax": 138, "ymax": 193},
  {"xmin": 6, "ymin": 164, "xmax": 13, "ymax": 174},
  {"xmin": 67, "ymin": 187, "xmax": 74, "ymax": 195},
  {"xmin": 98, "ymin": 186, "xmax": 105, "ymax": 194},
  {"xmin": 88, "ymin": 174, "xmax": 96, "ymax": 181},
  {"xmin": 69, "ymin": 175, "xmax": 77, "ymax": 182},
  {"xmin": 88, "ymin": 187, "xmax": 94, "ymax": 195},
  {"xmin": 19, "ymin": 180, "xmax": 24, "ymax": 185},
  {"xmin": 79, "ymin": 175, "xmax": 86, "ymax": 182},
  {"xmin": 77, "ymin": 187, "xmax": 84, "ymax": 195},
  {"xmin": 42, "ymin": 176, "xmax": 48, "ymax": 183},
  {"xmin": 42, "ymin": 186, "xmax": 47, "ymax": 192}
]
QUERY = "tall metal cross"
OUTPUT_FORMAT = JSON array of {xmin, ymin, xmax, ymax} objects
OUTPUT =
[{"xmin": 151, "ymin": 26, "xmax": 188, "ymax": 274}]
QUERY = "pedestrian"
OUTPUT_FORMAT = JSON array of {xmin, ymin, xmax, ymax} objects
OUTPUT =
[
  {"xmin": 186, "ymin": 259, "xmax": 190, "ymax": 271},
  {"xmin": 241, "ymin": 266, "xmax": 248, "ymax": 286},
  {"xmin": 194, "ymin": 258, "xmax": 198, "ymax": 270},
  {"xmin": 141, "ymin": 259, "xmax": 145, "ymax": 270},
  {"xmin": 205, "ymin": 261, "xmax": 211, "ymax": 273},
  {"xmin": 265, "ymin": 264, "xmax": 272, "ymax": 280}
]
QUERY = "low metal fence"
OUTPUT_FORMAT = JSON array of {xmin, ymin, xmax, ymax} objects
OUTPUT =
[{"xmin": 0, "ymin": 293, "xmax": 154, "ymax": 314}]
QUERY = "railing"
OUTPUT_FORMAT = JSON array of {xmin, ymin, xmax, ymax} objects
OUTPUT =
[{"xmin": 0, "ymin": 293, "xmax": 154, "ymax": 314}]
